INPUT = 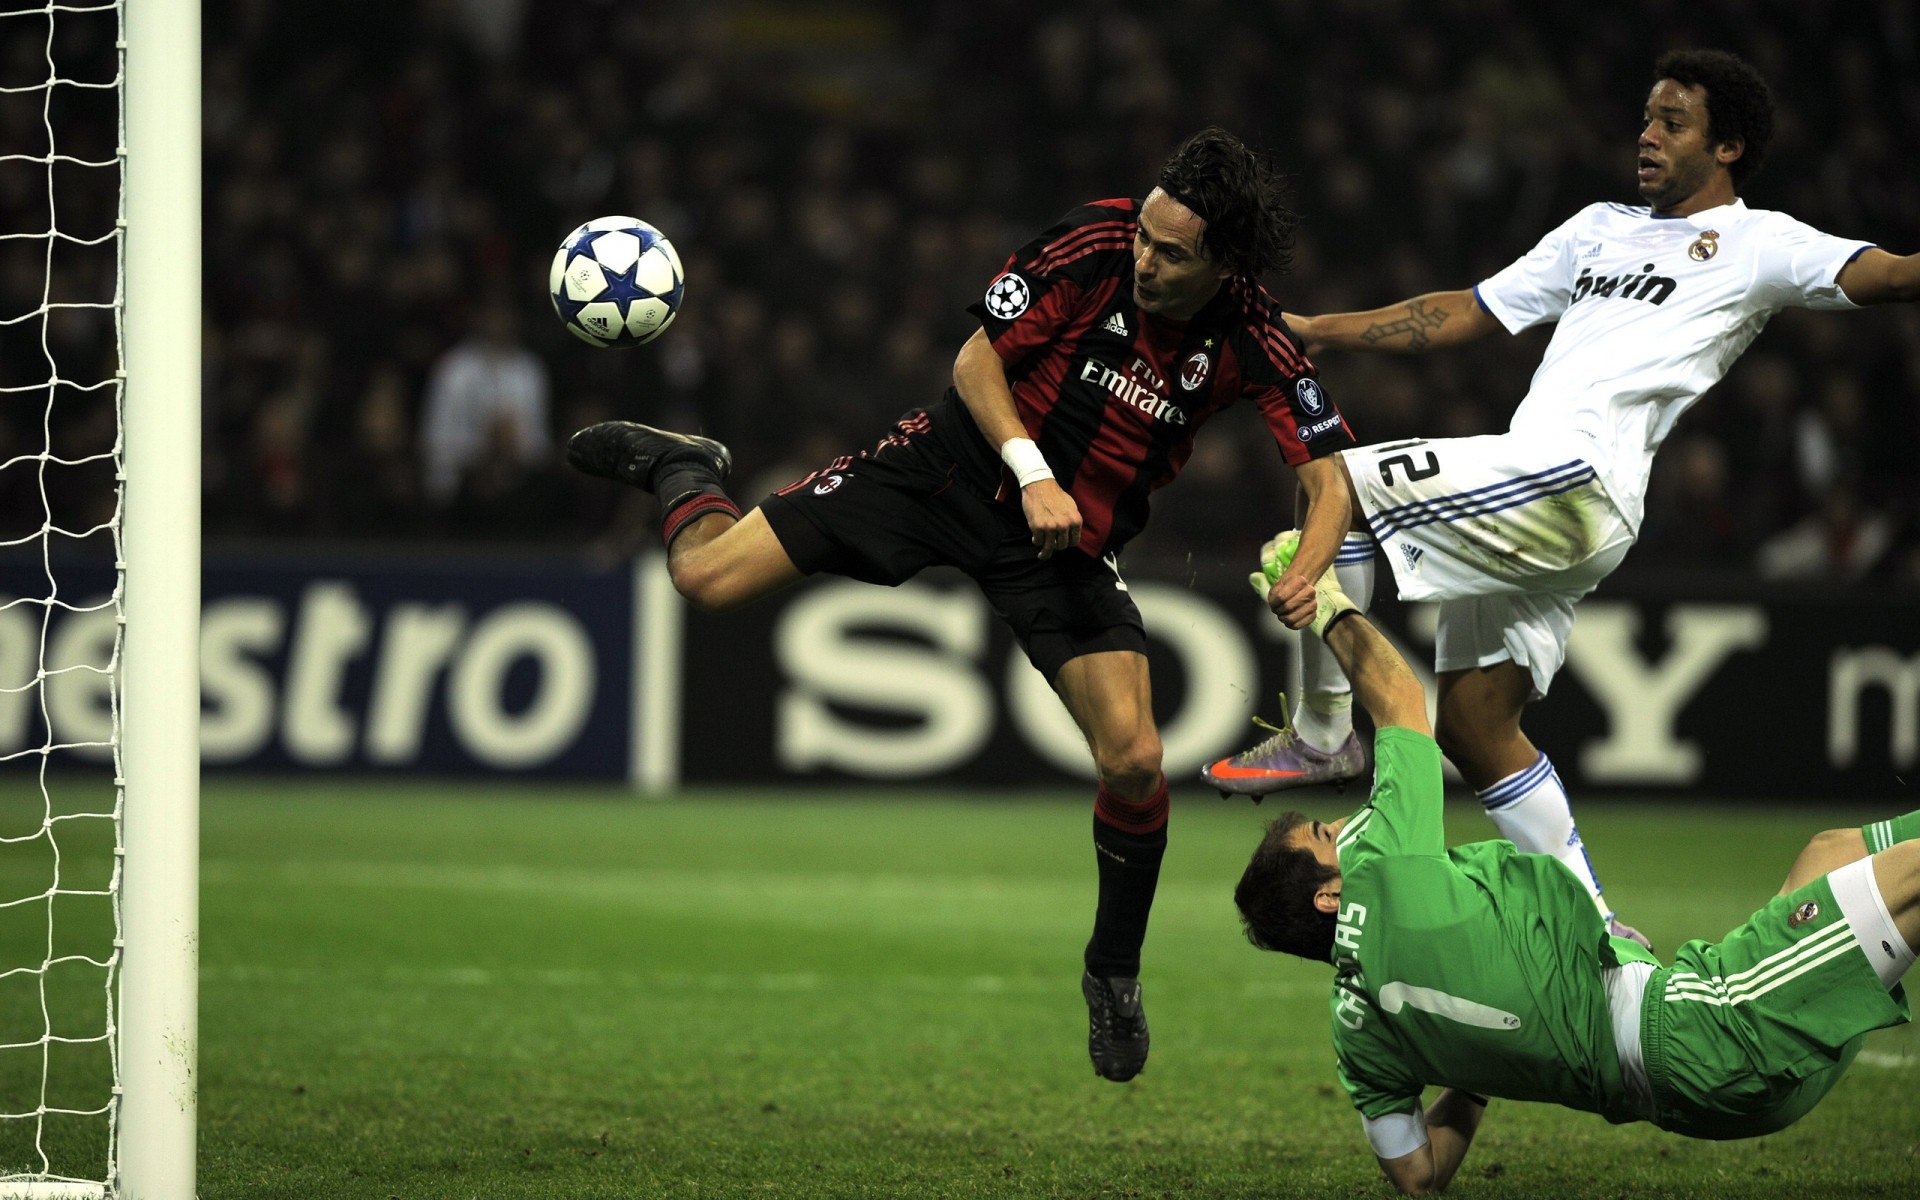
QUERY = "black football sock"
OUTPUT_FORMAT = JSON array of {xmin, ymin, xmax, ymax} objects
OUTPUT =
[
  {"xmin": 1084, "ymin": 780, "xmax": 1169, "ymax": 979},
  {"xmin": 654, "ymin": 464, "xmax": 738, "ymax": 547}
]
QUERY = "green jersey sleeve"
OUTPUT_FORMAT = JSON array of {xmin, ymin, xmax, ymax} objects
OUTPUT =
[
  {"xmin": 1335, "ymin": 728, "xmax": 1446, "ymax": 870},
  {"xmin": 1332, "ymin": 986, "xmax": 1425, "ymax": 1120}
]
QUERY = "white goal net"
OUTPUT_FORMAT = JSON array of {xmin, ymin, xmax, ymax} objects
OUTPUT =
[{"xmin": 1, "ymin": 1, "xmax": 198, "ymax": 1197}]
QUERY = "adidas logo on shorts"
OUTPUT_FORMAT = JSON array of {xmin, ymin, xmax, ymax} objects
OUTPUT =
[{"xmin": 1399, "ymin": 543, "xmax": 1425, "ymax": 572}]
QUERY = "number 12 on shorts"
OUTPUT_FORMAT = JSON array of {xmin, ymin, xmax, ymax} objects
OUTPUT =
[{"xmin": 1379, "ymin": 450, "xmax": 1440, "ymax": 487}]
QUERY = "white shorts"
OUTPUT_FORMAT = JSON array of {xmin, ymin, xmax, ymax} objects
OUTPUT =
[{"xmin": 1341, "ymin": 433, "xmax": 1636, "ymax": 698}]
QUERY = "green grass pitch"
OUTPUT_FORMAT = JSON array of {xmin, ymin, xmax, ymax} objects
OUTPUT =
[{"xmin": 4, "ymin": 780, "xmax": 1918, "ymax": 1198}]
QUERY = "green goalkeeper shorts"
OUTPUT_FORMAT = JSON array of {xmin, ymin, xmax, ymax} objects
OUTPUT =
[{"xmin": 1640, "ymin": 870, "xmax": 1911, "ymax": 1140}]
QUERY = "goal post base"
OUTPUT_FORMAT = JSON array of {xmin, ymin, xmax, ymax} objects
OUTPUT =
[{"xmin": 0, "ymin": 1182, "xmax": 109, "ymax": 1200}]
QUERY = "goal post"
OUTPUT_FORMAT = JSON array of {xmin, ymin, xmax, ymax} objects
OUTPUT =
[
  {"xmin": 116, "ymin": 0, "xmax": 200, "ymax": 1196},
  {"xmin": 0, "ymin": 1, "xmax": 197, "ymax": 1195}
]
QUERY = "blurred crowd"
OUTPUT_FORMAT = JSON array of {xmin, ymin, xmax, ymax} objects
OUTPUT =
[{"xmin": 6, "ymin": 0, "xmax": 1919, "ymax": 588}]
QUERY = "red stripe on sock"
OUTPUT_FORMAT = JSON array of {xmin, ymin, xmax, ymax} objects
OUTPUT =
[
  {"xmin": 661, "ymin": 495, "xmax": 741, "ymax": 547},
  {"xmin": 1094, "ymin": 778, "xmax": 1169, "ymax": 835}
]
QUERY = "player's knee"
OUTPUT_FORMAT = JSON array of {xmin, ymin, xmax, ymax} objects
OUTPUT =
[
  {"xmin": 1094, "ymin": 730, "xmax": 1163, "ymax": 795},
  {"xmin": 1805, "ymin": 827, "xmax": 1868, "ymax": 864},
  {"xmin": 668, "ymin": 554, "xmax": 745, "ymax": 612}
]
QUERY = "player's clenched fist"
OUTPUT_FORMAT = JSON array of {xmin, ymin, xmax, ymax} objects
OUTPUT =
[{"xmin": 1022, "ymin": 477, "xmax": 1082, "ymax": 559}]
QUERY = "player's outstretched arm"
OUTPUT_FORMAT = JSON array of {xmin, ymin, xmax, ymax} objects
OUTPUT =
[
  {"xmin": 1287, "ymin": 290, "xmax": 1503, "ymax": 356},
  {"xmin": 953, "ymin": 328, "xmax": 1083, "ymax": 559},
  {"xmin": 1836, "ymin": 248, "xmax": 1920, "ymax": 305},
  {"xmin": 1322, "ymin": 613, "xmax": 1430, "ymax": 737},
  {"xmin": 1266, "ymin": 456, "xmax": 1355, "ymax": 628},
  {"xmin": 1376, "ymin": 1090, "xmax": 1487, "ymax": 1196}
]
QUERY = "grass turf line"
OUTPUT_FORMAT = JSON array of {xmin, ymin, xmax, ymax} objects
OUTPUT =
[{"xmin": 7, "ymin": 780, "xmax": 1920, "ymax": 1197}]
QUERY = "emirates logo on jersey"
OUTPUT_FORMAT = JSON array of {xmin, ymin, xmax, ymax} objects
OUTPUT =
[
  {"xmin": 1179, "ymin": 351, "xmax": 1210, "ymax": 391},
  {"xmin": 1078, "ymin": 358, "xmax": 1189, "ymax": 425}
]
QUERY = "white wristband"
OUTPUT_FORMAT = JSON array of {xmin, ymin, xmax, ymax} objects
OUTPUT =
[{"xmin": 999, "ymin": 437, "xmax": 1055, "ymax": 488}]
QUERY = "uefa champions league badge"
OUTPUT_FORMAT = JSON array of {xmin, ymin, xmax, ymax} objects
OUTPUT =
[
  {"xmin": 1787, "ymin": 899, "xmax": 1819, "ymax": 928},
  {"xmin": 984, "ymin": 272, "xmax": 1031, "ymax": 319},
  {"xmin": 1688, "ymin": 230, "xmax": 1720, "ymax": 261}
]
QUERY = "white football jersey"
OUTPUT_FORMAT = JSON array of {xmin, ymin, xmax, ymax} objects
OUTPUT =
[{"xmin": 1474, "ymin": 199, "xmax": 1872, "ymax": 530}]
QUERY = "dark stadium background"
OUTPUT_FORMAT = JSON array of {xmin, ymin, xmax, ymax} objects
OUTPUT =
[
  {"xmin": 176, "ymin": 0, "xmax": 1919, "ymax": 581},
  {"xmin": 7, "ymin": 0, "xmax": 1916, "ymax": 793}
]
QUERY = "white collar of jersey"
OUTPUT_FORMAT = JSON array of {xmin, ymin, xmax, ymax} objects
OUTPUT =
[{"xmin": 1649, "ymin": 197, "xmax": 1747, "ymax": 225}]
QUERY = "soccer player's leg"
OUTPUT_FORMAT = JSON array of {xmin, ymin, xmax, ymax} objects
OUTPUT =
[
  {"xmin": 992, "ymin": 551, "xmax": 1161, "ymax": 1082},
  {"xmin": 1649, "ymin": 850, "xmax": 1914, "ymax": 1139},
  {"xmin": 1868, "ymin": 839, "xmax": 1920, "ymax": 977},
  {"xmin": 1203, "ymin": 536, "xmax": 1370, "ymax": 795},
  {"xmin": 1770, "ymin": 808, "xmax": 1920, "ymax": 896},
  {"xmin": 1053, "ymin": 646, "xmax": 1164, "ymax": 1083},
  {"xmin": 1863, "ymin": 809, "xmax": 1920, "ymax": 855},
  {"xmin": 664, "ymin": 507, "xmax": 807, "ymax": 611},
  {"xmin": 1292, "ymin": 531, "xmax": 1377, "ymax": 739},
  {"xmin": 565, "ymin": 418, "xmax": 798, "ymax": 607},
  {"xmin": 1287, "ymin": 473, "xmax": 1378, "ymax": 760},
  {"xmin": 1433, "ymin": 595, "xmax": 1649, "ymax": 949}
]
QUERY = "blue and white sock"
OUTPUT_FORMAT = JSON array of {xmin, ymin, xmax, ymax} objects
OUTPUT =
[
  {"xmin": 1477, "ymin": 753, "xmax": 1610, "ymax": 919},
  {"xmin": 1292, "ymin": 534, "xmax": 1376, "ymax": 753}
]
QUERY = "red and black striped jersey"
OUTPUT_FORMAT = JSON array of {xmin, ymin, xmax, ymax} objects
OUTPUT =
[{"xmin": 963, "ymin": 197, "xmax": 1355, "ymax": 557}]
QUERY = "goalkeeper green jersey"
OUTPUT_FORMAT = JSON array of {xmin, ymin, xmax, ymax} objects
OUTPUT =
[{"xmin": 1327, "ymin": 728, "xmax": 1657, "ymax": 1125}]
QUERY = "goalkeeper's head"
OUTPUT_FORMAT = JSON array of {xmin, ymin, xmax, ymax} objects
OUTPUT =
[
  {"xmin": 1154, "ymin": 126, "xmax": 1297, "ymax": 279},
  {"xmin": 1235, "ymin": 811, "xmax": 1346, "ymax": 963}
]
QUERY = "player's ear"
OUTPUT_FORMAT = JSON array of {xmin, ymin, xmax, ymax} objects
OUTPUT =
[
  {"xmin": 1313, "ymin": 880, "xmax": 1342, "ymax": 915},
  {"xmin": 1714, "ymin": 137, "xmax": 1745, "ymax": 171}
]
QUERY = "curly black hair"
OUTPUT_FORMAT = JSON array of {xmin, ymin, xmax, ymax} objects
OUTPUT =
[
  {"xmin": 1234, "ymin": 812, "xmax": 1339, "ymax": 962},
  {"xmin": 1155, "ymin": 126, "xmax": 1297, "ymax": 278},
  {"xmin": 1654, "ymin": 49, "xmax": 1775, "ymax": 187}
]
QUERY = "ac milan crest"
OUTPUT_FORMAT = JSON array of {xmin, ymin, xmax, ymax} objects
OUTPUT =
[{"xmin": 1179, "ymin": 351, "xmax": 1211, "ymax": 391}]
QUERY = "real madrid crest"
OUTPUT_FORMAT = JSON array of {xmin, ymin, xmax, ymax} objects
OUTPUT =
[
  {"xmin": 1787, "ymin": 899, "xmax": 1819, "ymax": 928},
  {"xmin": 1687, "ymin": 230, "xmax": 1720, "ymax": 262}
]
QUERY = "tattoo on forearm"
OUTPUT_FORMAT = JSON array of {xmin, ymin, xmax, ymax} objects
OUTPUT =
[{"xmin": 1359, "ymin": 299, "xmax": 1451, "ymax": 350}]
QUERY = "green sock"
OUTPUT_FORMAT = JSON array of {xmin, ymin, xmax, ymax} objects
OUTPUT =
[{"xmin": 1862, "ymin": 810, "xmax": 1920, "ymax": 854}]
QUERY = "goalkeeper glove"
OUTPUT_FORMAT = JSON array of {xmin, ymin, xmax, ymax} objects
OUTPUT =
[
  {"xmin": 1246, "ymin": 530, "xmax": 1359, "ymax": 638},
  {"xmin": 1246, "ymin": 530, "xmax": 1300, "ymax": 597}
]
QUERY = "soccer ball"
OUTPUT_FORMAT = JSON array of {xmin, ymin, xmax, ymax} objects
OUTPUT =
[{"xmin": 548, "ymin": 216, "xmax": 686, "ymax": 347}]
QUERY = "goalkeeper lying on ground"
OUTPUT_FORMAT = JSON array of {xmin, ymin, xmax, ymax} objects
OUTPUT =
[{"xmin": 1232, "ymin": 534, "xmax": 1918, "ymax": 1196}]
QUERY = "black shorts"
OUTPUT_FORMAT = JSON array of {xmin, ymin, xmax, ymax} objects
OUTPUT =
[{"xmin": 757, "ymin": 403, "xmax": 1145, "ymax": 682}]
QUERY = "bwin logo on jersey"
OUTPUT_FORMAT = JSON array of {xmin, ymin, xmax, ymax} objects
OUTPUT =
[{"xmin": 1571, "ymin": 262, "xmax": 1676, "ymax": 307}]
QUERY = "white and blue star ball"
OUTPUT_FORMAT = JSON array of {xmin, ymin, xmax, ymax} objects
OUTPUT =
[{"xmin": 549, "ymin": 216, "xmax": 686, "ymax": 348}]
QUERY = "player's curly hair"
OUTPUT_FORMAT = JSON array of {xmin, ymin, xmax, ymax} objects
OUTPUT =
[
  {"xmin": 1654, "ymin": 49, "xmax": 1774, "ymax": 187},
  {"xmin": 1156, "ymin": 126, "xmax": 1297, "ymax": 278},
  {"xmin": 1234, "ymin": 812, "xmax": 1339, "ymax": 962}
]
